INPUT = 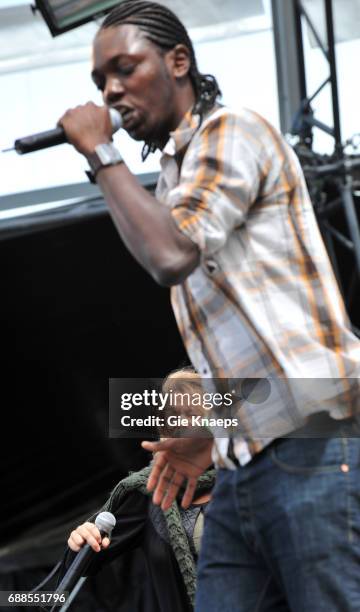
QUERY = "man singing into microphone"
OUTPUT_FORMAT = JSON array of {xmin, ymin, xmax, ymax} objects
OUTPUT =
[{"xmin": 59, "ymin": 2, "xmax": 360, "ymax": 611}]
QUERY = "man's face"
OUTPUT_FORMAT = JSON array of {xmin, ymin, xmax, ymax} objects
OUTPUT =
[{"xmin": 92, "ymin": 24, "xmax": 182, "ymax": 146}]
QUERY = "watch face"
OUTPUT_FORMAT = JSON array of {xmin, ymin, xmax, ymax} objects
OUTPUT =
[
  {"xmin": 88, "ymin": 144, "xmax": 123, "ymax": 178},
  {"xmin": 96, "ymin": 143, "xmax": 122, "ymax": 165}
]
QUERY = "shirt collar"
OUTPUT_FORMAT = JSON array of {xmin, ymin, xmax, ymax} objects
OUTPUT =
[{"xmin": 162, "ymin": 107, "xmax": 201, "ymax": 157}]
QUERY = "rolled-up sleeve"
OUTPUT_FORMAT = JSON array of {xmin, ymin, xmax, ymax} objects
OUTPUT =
[{"xmin": 168, "ymin": 110, "xmax": 263, "ymax": 256}]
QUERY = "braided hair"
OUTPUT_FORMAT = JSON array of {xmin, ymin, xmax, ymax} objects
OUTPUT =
[{"xmin": 101, "ymin": 0, "xmax": 221, "ymax": 159}]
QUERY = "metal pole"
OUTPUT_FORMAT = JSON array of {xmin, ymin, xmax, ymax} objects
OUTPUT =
[
  {"xmin": 294, "ymin": 0, "xmax": 307, "ymax": 100},
  {"xmin": 271, "ymin": 0, "xmax": 306, "ymax": 134},
  {"xmin": 324, "ymin": 0, "xmax": 342, "ymax": 151}
]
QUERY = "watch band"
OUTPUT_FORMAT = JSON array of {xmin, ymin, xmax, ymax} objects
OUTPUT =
[{"xmin": 86, "ymin": 142, "xmax": 123, "ymax": 183}]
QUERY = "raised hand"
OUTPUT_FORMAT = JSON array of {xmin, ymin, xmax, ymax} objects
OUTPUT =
[{"xmin": 141, "ymin": 437, "xmax": 213, "ymax": 510}]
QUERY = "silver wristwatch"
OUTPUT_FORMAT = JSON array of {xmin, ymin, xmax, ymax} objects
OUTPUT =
[{"xmin": 86, "ymin": 142, "xmax": 123, "ymax": 182}]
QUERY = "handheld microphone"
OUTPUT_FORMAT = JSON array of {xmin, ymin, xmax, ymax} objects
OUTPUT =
[
  {"xmin": 56, "ymin": 511, "xmax": 116, "ymax": 595},
  {"xmin": 4, "ymin": 108, "xmax": 122, "ymax": 155}
]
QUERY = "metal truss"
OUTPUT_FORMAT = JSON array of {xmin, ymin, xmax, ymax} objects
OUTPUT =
[{"xmin": 272, "ymin": 0, "xmax": 360, "ymax": 334}]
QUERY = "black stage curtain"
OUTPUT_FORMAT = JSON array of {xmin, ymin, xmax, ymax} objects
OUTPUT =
[{"xmin": 0, "ymin": 210, "xmax": 187, "ymax": 608}]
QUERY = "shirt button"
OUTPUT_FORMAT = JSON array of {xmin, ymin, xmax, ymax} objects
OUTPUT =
[{"xmin": 205, "ymin": 259, "xmax": 218, "ymax": 274}]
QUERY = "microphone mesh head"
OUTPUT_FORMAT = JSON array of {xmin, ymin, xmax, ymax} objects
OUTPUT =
[
  {"xmin": 109, "ymin": 108, "xmax": 123, "ymax": 133},
  {"xmin": 95, "ymin": 511, "xmax": 116, "ymax": 536}
]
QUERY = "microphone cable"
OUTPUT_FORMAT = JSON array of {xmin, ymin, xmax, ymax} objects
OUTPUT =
[{"xmin": 29, "ymin": 560, "xmax": 63, "ymax": 612}]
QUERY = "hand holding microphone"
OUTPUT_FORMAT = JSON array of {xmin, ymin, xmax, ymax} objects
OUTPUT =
[
  {"xmin": 56, "ymin": 511, "xmax": 116, "ymax": 596},
  {"xmin": 4, "ymin": 103, "xmax": 122, "ymax": 155},
  {"xmin": 68, "ymin": 518, "xmax": 111, "ymax": 553}
]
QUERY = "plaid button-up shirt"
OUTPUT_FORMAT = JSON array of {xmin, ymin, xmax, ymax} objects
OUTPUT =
[{"xmin": 156, "ymin": 104, "xmax": 360, "ymax": 465}]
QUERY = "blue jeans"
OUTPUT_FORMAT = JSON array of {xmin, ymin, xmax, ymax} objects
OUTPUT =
[{"xmin": 196, "ymin": 421, "xmax": 360, "ymax": 611}]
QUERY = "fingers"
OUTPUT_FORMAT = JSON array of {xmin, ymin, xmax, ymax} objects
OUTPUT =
[
  {"xmin": 151, "ymin": 463, "xmax": 173, "ymax": 504},
  {"xmin": 68, "ymin": 522, "xmax": 108, "ymax": 553},
  {"xmin": 153, "ymin": 465, "xmax": 197, "ymax": 510},
  {"xmin": 142, "ymin": 440, "xmax": 167, "ymax": 453},
  {"xmin": 56, "ymin": 103, "xmax": 111, "ymax": 154},
  {"xmin": 142, "ymin": 439, "xmax": 183, "ymax": 492},
  {"xmin": 141, "ymin": 440, "xmax": 157, "ymax": 452},
  {"xmin": 149, "ymin": 462, "xmax": 185, "ymax": 511},
  {"xmin": 160, "ymin": 470, "xmax": 186, "ymax": 511},
  {"xmin": 181, "ymin": 478, "xmax": 198, "ymax": 509},
  {"xmin": 142, "ymin": 438, "xmax": 180, "ymax": 453},
  {"xmin": 141, "ymin": 439, "xmax": 202, "ymax": 510},
  {"xmin": 145, "ymin": 451, "xmax": 169, "ymax": 492}
]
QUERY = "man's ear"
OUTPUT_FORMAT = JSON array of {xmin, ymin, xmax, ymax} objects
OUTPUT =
[{"xmin": 168, "ymin": 44, "xmax": 191, "ymax": 79}]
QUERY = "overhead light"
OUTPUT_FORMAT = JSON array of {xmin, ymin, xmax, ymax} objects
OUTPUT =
[
  {"xmin": 34, "ymin": 0, "xmax": 122, "ymax": 36},
  {"xmin": 34, "ymin": 0, "xmax": 267, "ymax": 37}
]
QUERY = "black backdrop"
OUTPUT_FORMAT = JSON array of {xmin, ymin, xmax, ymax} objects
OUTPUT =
[{"xmin": 0, "ymin": 210, "xmax": 187, "ymax": 599}]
